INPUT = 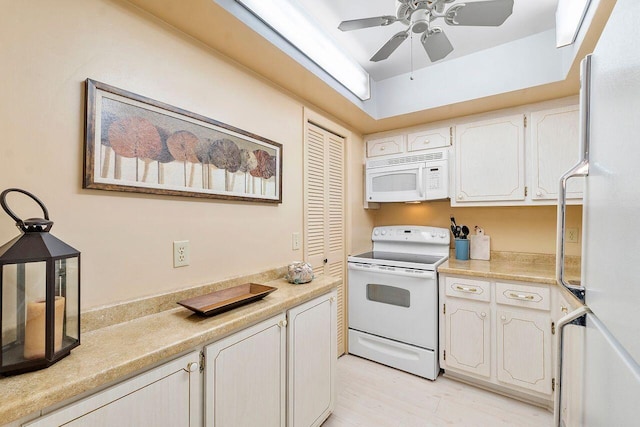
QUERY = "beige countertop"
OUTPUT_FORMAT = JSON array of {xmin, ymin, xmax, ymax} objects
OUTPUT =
[
  {"xmin": 438, "ymin": 251, "xmax": 581, "ymax": 285},
  {"xmin": 0, "ymin": 274, "xmax": 339, "ymax": 425}
]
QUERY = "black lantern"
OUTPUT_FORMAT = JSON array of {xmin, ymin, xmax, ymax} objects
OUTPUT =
[{"xmin": 0, "ymin": 188, "xmax": 80, "ymax": 375}]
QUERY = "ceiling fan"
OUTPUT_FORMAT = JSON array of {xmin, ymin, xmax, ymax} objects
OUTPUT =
[{"xmin": 338, "ymin": 0, "xmax": 515, "ymax": 63}]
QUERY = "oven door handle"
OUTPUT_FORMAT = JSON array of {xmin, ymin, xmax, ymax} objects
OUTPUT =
[{"xmin": 348, "ymin": 263, "xmax": 436, "ymax": 279}]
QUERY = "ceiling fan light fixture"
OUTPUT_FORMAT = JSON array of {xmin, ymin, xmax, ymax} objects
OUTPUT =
[
  {"xmin": 411, "ymin": 9, "xmax": 430, "ymax": 33},
  {"xmin": 337, "ymin": 0, "xmax": 514, "ymax": 66}
]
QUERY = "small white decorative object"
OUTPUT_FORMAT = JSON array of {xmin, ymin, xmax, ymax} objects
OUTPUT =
[
  {"xmin": 470, "ymin": 226, "xmax": 491, "ymax": 260},
  {"xmin": 285, "ymin": 261, "xmax": 315, "ymax": 284}
]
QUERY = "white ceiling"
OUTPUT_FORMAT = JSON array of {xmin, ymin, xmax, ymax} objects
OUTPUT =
[{"xmin": 295, "ymin": 0, "xmax": 559, "ymax": 81}]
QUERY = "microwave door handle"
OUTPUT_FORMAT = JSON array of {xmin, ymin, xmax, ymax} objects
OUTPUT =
[
  {"xmin": 418, "ymin": 167, "xmax": 424, "ymax": 198},
  {"xmin": 556, "ymin": 54, "xmax": 591, "ymax": 302}
]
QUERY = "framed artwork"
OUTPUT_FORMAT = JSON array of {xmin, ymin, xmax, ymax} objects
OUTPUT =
[{"xmin": 84, "ymin": 79, "xmax": 282, "ymax": 203}]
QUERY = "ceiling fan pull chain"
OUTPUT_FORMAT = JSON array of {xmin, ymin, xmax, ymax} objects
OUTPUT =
[{"xmin": 410, "ymin": 31, "xmax": 414, "ymax": 81}]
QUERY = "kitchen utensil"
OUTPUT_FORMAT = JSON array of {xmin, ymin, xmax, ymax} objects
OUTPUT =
[
  {"xmin": 461, "ymin": 225, "xmax": 469, "ymax": 239},
  {"xmin": 455, "ymin": 225, "xmax": 461, "ymax": 238}
]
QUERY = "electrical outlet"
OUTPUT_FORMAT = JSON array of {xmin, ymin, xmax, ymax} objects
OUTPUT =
[
  {"xmin": 173, "ymin": 240, "xmax": 190, "ymax": 267},
  {"xmin": 292, "ymin": 232, "xmax": 301, "ymax": 250},
  {"xmin": 566, "ymin": 228, "xmax": 579, "ymax": 244}
]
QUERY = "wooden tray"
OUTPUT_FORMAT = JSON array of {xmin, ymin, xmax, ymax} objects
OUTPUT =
[{"xmin": 177, "ymin": 283, "xmax": 277, "ymax": 316}]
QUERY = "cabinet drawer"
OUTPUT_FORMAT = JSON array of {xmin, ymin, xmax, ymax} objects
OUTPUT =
[
  {"xmin": 496, "ymin": 282, "xmax": 550, "ymax": 311},
  {"xmin": 444, "ymin": 276, "xmax": 490, "ymax": 302},
  {"xmin": 407, "ymin": 127, "xmax": 450, "ymax": 152},
  {"xmin": 366, "ymin": 135, "xmax": 404, "ymax": 157}
]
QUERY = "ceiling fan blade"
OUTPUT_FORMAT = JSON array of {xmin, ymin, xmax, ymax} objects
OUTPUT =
[
  {"xmin": 421, "ymin": 29, "xmax": 454, "ymax": 62},
  {"xmin": 445, "ymin": 0, "xmax": 514, "ymax": 26},
  {"xmin": 370, "ymin": 31, "xmax": 409, "ymax": 62},
  {"xmin": 338, "ymin": 16, "xmax": 397, "ymax": 31}
]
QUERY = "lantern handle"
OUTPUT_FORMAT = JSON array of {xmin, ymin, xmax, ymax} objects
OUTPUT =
[{"xmin": 0, "ymin": 188, "xmax": 51, "ymax": 230}]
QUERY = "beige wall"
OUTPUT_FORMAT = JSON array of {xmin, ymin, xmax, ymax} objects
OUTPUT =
[
  {"xmin": 372, "ymin": 201, "xmax": 583, "ymax": 256},
  {"xmin": 0, "ymin": 0, "xmax": 373, "ymax": 309}
]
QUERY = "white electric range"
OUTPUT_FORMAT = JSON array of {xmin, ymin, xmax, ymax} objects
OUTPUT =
[{"xmin": 347, "ymin": 225, "xmax": 450, "ymax": 380}]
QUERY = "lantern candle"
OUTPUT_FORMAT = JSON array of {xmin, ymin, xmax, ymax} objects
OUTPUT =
[{"xmin": 24, "ymin": 296, "xmax": 65, "ymax": 359}]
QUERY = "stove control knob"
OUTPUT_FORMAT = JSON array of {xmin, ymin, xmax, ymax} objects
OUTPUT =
[
  {"xmin": 431, "ymin": 232, "xmax": 436, "ymax": 237},
  {"xmin": 381, "ymin": 230, "xmax": 387, "ymax": 236},
  {"xmin": 439, "ymin": 232, "xmax": 447, "ymax": 238},
  {"xmin": 373, "ymin": 230, "xmax": 379, "ymax": 236}
]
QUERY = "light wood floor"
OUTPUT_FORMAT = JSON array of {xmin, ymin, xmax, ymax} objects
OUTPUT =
[{"xmin": 322, "ymin": 355, "xmax": 552, "ymax": 427}]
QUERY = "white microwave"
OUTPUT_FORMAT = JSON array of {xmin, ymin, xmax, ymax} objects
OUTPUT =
[{"xmin": 365, "ymin": 149, "xmax": 449, "ymax": 202}]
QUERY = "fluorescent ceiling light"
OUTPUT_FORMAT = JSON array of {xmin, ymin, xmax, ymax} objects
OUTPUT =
[
  {"xmin": 556, "ymin": 0, "xmax": 592, "ymax": 47},
  {"xmin": 235, "ymin": 0, "xmax": 371, "ymax": 101}
]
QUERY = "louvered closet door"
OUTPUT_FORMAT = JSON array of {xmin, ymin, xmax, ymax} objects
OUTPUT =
[{"xmin": 305, "ymin": 122, "xmax": 346, "ymax": 355}]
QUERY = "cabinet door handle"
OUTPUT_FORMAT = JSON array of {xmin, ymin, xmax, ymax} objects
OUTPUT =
[
  {"xmin": 480, "ymin": 312, "xmax": 487, "ymax": 318},
  {"xmin": 509, "ymin": 292, "xmax": 535, "ymax": 301},
  {"xmin": 330, "ymin": 296, "xmax": 336, "ymax": 303},
  {"xmin": 455, "ymin": 285, "xmax": 478, "ymax": 293},
  {"xmin": 278, "ymin": 319, "xmax": 288, "ymax": 328},
  {"xmin": 186, "ymin": 362, "xmax": 199, "ymax": 373},
  {"xmin": 380, "ymin": 146, "xmax": 386, "ymax": 151},
  {"xmin": 423, "ymin": 139, "xmax": 430, "ymax": 145},
  {"xmin": 500, "ymin": 315, "xmax": 506, "ymax": 321}
]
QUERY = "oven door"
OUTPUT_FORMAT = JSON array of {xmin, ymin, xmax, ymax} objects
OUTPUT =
[
  {"xmin": 347, "ymin": 262, "xmax": 437, "ymax": 349},
  {"xmin": 365, "ymin": 163, "xmax": 426, "ymax": 202}
]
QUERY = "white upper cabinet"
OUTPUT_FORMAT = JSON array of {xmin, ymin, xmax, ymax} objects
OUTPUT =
[
  {"xmin": 407, "ymin": 127, "xmax": 451, "ymax": 152},
  {"xmin": 453, "ymin": 114, "xmax": 526, "ymax": 204},
  {"xmin": 530, "ymin": 105, "xmax": 583, "ymax": 201},
  {"xmin": 363, "ymin": 97, "xmax": 580, "ymax": 207},
  {"xmin": 365, "ymin": 126, "xmax": 451, "ymax": 158},
  {"xmin": 366, "ymin": 134, "xmax": 405, "ymax": 157}
]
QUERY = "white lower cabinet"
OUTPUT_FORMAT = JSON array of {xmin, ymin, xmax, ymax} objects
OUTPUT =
[
  {"xmin": 25, "ymin": 351, "xmax": 202, "ymax": 427},
  {"xmin": 495, "ymin": 308, "xmax": 552, "ymax": 395},
  {"xmin": 287, "ymin": 291, "xmax": 337, "ymax": 427},
  {"xmin": 444, "ymin": 298, "xmax": 491, "ymax": 378},
  {"xmin": 440, "ymin": 275, "xmax": 562, "ymax": 407},
  {"xmin": 205, "ymin": 314, "xmax": 287, "ymax": 427},
  {"xmin": 203, "ymin": 291, "xmax": 338, "ymax": 427},
  {"xmin": 22, "ymin": 291, "xmax": 337, "ymax": 427}
]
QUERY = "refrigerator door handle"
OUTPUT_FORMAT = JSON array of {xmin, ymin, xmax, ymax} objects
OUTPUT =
[
  {"xmin": 556, "ymin": 55, "xmax": 592, "ymax": 302},
  {"xmin": 553, "ymin": 305, "xmax": 590, "ymax": 427}
]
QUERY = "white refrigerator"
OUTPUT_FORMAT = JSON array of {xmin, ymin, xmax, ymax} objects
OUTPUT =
[{"xmin": 555, "ymin": 0, "xmax": 640, "ymax": 425}]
